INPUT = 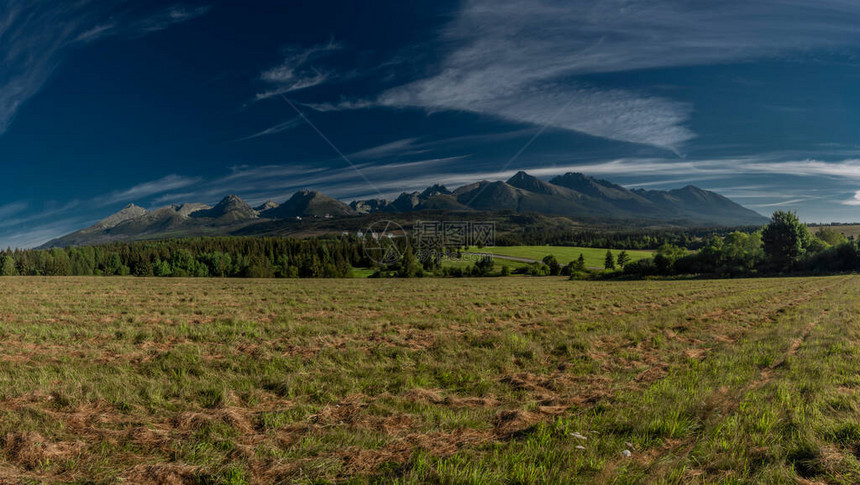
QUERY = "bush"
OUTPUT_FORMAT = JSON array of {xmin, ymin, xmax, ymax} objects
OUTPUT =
[
  {"xmin": 542, "ymin": 255, "xmax": 561, "ymax": 275},
  {"xmin": 472, "ymin": 256, "xmax": 495, "ymax": 276},
  {"xmin": 805, "ymin": 241, "xmax": 860, "ymax": 273},
  {"xmin": 623, "ymin": 258, "xmax": 657, "ymax": 276},
  {"xmin": 513, "ymin": 263, "xmax": 549, "ymax": 276}
]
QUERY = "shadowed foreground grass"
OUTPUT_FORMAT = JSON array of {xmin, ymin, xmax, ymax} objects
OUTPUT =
[{"xmin": 0, "ymin": 276, "xmax": 856, "ymax": 483}]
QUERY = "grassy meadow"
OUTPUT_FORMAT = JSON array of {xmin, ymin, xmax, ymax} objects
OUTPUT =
[
  {"xmin": 466, "ymin": 245, "xmax": 654, "ymax": 268},
  {"xmin": 811, "ymin": 224, "xmax": 860, "ymax": 239},
  {"xmin": 0, "ymin": 276, "xmax": 856, "ymax": 483}
]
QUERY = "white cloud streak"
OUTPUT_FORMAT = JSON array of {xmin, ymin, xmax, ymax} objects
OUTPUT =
[
  {"xmin": 0, "ymin": 1, "xmax": 210, "ymax": 135},
  {"xmin": 346, "ymin": 138, "xmax": 427, "ymax": 160},
  {"xmin": 379, "ymin": 78, "xmax": 693, "ymax": 150},
  {"xmin": 319, "ymin": 0, "xmax": 860, "ymax": 150},
  {"xmin": 751, "ymin": 198, "xmax": 824, "ymax": 208},
  {"xmin": 231, "ymin": 117, "xmax": 302, "ymax": 142},
  {"xmin": 256, "ymin": 42, "xmax": 340, "ymax": 99},
  {"xmin": 95, "ymin": 174, "xmax": 202, "ymax": 206},
  {"xmin": 141, "ymin": 155, "xmax": 860, "ymax": 208},
  {"xmin": 568, "ymin": 158, "xmax": 860, "ymax": 181},
  {"xmin": 0, "ymin": 201, "xmax": 28, "ymax": 220}
]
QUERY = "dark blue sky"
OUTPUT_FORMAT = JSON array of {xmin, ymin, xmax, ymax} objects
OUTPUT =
[{"xmin": 4, "ymin": 0, "xmax": 860, "ymax": 247}]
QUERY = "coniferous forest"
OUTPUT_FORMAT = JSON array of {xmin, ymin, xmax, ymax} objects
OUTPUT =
[{"xmin": 0, "ymin": 238, "xmax": 366, "ymax": 278}]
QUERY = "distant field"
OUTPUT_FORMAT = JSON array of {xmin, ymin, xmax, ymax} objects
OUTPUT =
[
  {"xmin": 440, "ymin": 256, "xmax": 530, "ymax": 272},
  {"xmin": 355, "ymin": 245, "xmax": 650, "ymax": 275},
  {"xmin": 0, "ymin": 276, "xmax": 855, "ymax": 483},
  {"xmin": 351, "ymin": 267, "xmax": 377, "ymax": 278},
  {"xmin": 354, "ymin": 258, "xmax": 530, "ymax": 276},
  {"xmin": 467, "ymin": 245, "xmax": 653, "ymax": 268},
  {"xmin": 811, "ymin": 224, "xmax": 860, "ymax": 239}
]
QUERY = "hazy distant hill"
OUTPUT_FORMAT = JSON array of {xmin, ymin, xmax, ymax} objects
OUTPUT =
[{"xmin": 39, "ymin": 171, "xmax": 767, "ymax": 248}]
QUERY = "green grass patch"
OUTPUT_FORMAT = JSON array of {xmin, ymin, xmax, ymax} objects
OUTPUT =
[{"xmin": 467, "ymin": 245, "xmax": 653, "ymax": 268}]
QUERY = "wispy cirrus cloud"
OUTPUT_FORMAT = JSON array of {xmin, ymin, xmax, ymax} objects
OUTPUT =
[
  {"xmin": 75, "ymin": 4, "xmax": 211, "ymax": 43},
  {"xmin": 231, "ymin": 117, "xmax": 302, "ymax": 142},
  {"xmin": 133, "ymin": 4, "xmax": 211, "ymax": 35},
  {"xmin": 0, "ymin": 199, "xmax": 84, "ymax": 247},
  {"xmin": 311, "ymin": 0, "xmax": 860, "ymax": 151},
  {"xmin": 94, "ymin": 174, "xmax": 201, "ymax": 207},
  {"xmin": 0, "ymin": 1, "xmax": 210, "ymax": 135},
  {"xmin": 0, "ymin": 220, "xmax": 88, "ymax": 251},
  {"xmin": 256, "ymin": 41, "xmax": 340, "ymax": 100},
  {"xmin": 378, "ymin": 80, "xmax": 694, "ymax": 151},
  {"xmin": 341, "ymin": 129, "xmax": 541, "ymax": 162},
  {"xmin": 752, "ymin": 198, "xmax": 826, "ymax": 208},
  {"xmin": 567, "ymin": 157, "xmax": 860, "ymax": 180},
  {"xmin": 150, "ymin": 156, "xmax": 470, "ymax": 207},
  {"xmin": 346, "ymin": 138, "xmax": 427, "ymax": 160},
  {"xmin": 0, "ymin": 201, "xmax": 29, "ymax": 220}
]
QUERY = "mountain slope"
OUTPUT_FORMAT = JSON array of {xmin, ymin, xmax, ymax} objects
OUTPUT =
[
  {"xmin": 261, "ymin": 190, "xmax": 354, "ymax": 218},
  {"xmin": 508, "ymin": 171, "xmax": 579, "ymax": 199},
  {"xmin": 39, "ymin": 172, "xmax": 767, "ymax": 248},
  {"xmin": 632, "ymin": 185, "xmax": 765, "ymax": 226},
  {"xmin": 92, "ymin": 204, "xmax": 148, "ymax": 230},
  {"xmin": 254, "ymin": 200, "xmax": 280, "ymax": 212},
  {"xmin": 349, "ymin": 199, "xmax": 389, "ymax": 214},
  {"xmin": 549, "ymin": 172, "xmax": 656, "ymax": 214},
  {"xmin": 44, "ymin": 204, "xmax": 152, "ymax": 247},
  {"xmin": 191, "ymin": 195, "xmax": 257, "ymax": 221}
]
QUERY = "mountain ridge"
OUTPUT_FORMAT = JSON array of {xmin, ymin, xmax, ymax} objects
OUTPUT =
[{"xmin": 39, "ymin": 172, "xmax": 768, "ymax": 248}]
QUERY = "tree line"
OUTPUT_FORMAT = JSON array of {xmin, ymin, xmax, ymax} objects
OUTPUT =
[
  {"xmin": 2, "ymin": 213, "xmax": 854, "ymax": 279},
  {"xmin": 0, "ymin": 237, "xmax": 370, "ymax": 278},
  {"xmin": 621, "ymin": 211, "xmax": 859, "ymax": 277}
]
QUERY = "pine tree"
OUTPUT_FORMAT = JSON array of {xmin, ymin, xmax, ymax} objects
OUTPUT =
[
  {"xmin": 1, "ymin": 254, "xmax": 18, "ymax": 276},
  {"xmin": 617, "ymin": 250, "xmax": 630, "ymax": 268},
  {"xmin": 574, "ymin": 254, "xmax": 586, "ymax": 272},
  {"xmin": 604, "ymin": 250, "xmax": 616, "ymax": 270}
]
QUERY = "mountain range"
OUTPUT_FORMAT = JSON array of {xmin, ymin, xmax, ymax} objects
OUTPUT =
[{"xmin": 39, "ymin": 172, "xmax": 767, "ymax": 248}]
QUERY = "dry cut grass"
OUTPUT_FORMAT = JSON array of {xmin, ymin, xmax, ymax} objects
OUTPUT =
[{"xmin": 0, "ymin": 275, "xmax": 855, "ymax": 483}]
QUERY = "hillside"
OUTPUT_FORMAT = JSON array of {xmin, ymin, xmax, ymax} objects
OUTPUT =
[
  {"xmin": 261, "ymin": 190, "xmax": 354, "ymax": 219},
  {"xmin": 39, "ymin": 171, "xmax": 767, "ymax": 248}
]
